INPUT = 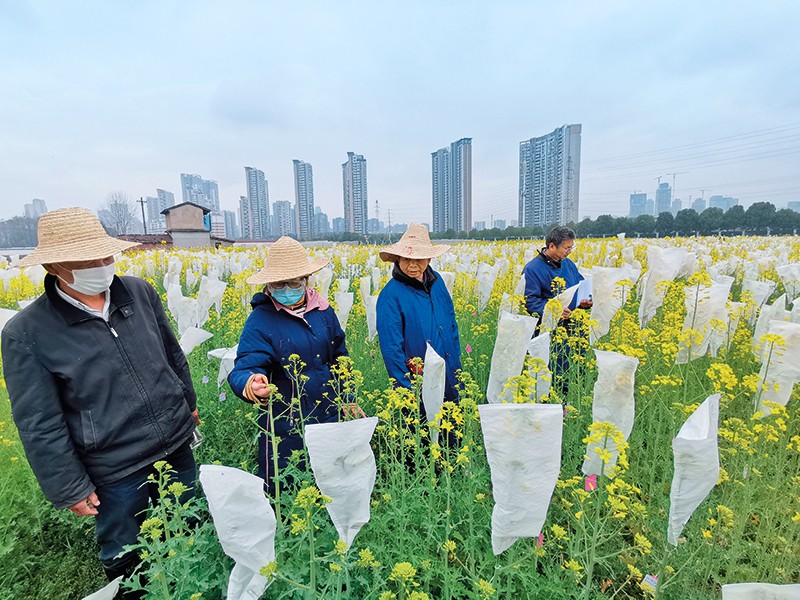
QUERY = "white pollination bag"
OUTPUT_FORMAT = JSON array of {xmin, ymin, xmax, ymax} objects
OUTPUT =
[
  {"xmin": 439, "ymin": 271, "xmax": 456, "ymax": 296},
  {"xmin": 721, "ymin": 583, "xmax": 800, "ymax": 599},
  {"xmin": 667, "ymin": 394, "xmax": 720, "ymax": 545},
  {"xmin": 589, "ymin": 266, "xmax": 636, "ymax": 343},
  {"xmin": 677, "ymin": 280, "xmax": 732, "ymax": 364},
  {"xmin": 542, "ymin": 284, "xmax": 579, "ymax": 332},
  {"xmin": 776, "ymin": 262, "xmax": 800, "ymax": 299},
  {"xmin": 310, "ymin": 267, "xmax": 334, "ymax": 300},
  {"xmin": 208, "ymin": 345, "xmax": 239, "ymax": 387},
  {"xmin": 479, "ymin": 404, "xmax": 563, "ymax": 555},
  {"xmin": 755, "ymin": 320, "xmax": 800, "ymax": 414},
  {"xmin": 179, "ymin": 327, "xmax": 213, "ymax": 355},
  {"xmin": 639, "ymin": 245, "xmax": 688, "ymax": 327},
  {"xmin": 199, "ymin": 465, "xmax": 277, "ymax": 600},
  {"xmin": 305, "ymin": 417, "xmax": 378, "ymax": 548},
  {"xmin": 486, "ymin": 312, "xmax": 538, "ymax": 403},
  {"xmin": 583, "ymin": 350, "xmax": 639, "ymax": 476},
  {"xmin": 334, "ymin": 292, "xmax": 354, "ymax": 332},
  {"xmin": 753, "ymin": 295, "xmax": 789, "ymax": 356},
  {"xmin": 81, "ymin": 578, "xmax": 122, "ymax": 600},
  {"xmin": 526, "ymin": 332, "xmax": 552, "ymax": 401},
  {"xmin": 422, "ymin": 343, "xmax": 447, "ymax": 443}
]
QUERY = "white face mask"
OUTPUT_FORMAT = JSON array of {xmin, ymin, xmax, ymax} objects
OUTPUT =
[{"xmin": 58, "ymin": 263, "xmax": 116, "ymax": 296}]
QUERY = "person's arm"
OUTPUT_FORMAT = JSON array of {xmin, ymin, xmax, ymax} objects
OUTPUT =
[
  {"xmin": 1, "ymin": 330, "xmax": 95, "ymax": 510},
  {"xmin": 228, "ymin": 316, "xmax": 277, "ymax": 402},
  {"xmin": 523, "ymin": 263, "xmax": 549, "ymax": 319},
  {"xmin": 376, "ymin": 290, "xmax": 411, "ymax": 388}
]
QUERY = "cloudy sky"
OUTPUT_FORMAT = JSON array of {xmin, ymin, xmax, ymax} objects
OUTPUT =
[{"xmin": 1, "ymin": 1, "xmax": 798, "ymax": 226}]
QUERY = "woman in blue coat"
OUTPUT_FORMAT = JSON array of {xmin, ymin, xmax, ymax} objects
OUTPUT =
[
  {"xmin": 376, "ymin": 224, "xmax": 462, "ymax": 423},
  {"xmin": 228, "ymin": 237, "xmax": 362, "ymax": 497}
]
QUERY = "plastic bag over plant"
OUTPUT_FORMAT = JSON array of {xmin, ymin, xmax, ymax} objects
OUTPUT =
[
  {"xmin": 721, "ymin": 583, "xmax": 800, "ymax": 599},
  {"xmin": 776, "ymin": 262, "xmax": 800, "ymax": 299},
  {"xmin": 422, "ymin": 343, "xmax": 447, "ymax": 444},
  {"xmin": 479, "ymin": 403, "xmax": 563, "ymax": 555},
  {"xmin": 589, "ymin": 265, "xmax": 637, "ymax": 343},
  {"xmin": 753, "ymin": 295, "xmax": 789, "ymax": 357},
  {"xmin": 667, "ymin": 394, "xmax": 720, "ymax": 545},
  {"xmin": 583, "ymin": 350, "xmax": 639, "ymax": 476},
  {"xmin": 542, "ymin": 284, "xmax": 579, "ymax": 332},
  {"xmin": 309, "ymin": 266, "xmax": 334, "ymax": 300},
  {"xmin": 756, "ymin": 320, "xmax": 800, "ymax": 414},
  {"xmin": 439, "ymin": 270, "xmax": 456, "ymax": 295},
  {"xmin": 677, "ymin": 280, "xmax": 731, "ymax": 364},
  {"xmin": 486, "ymin": 312, "xmax": 538, "ymax": 403},
  {"xmin": 741, "ymin": 278, "xmax": 776, "ymax": 310},
  {"xmin": 199, "ymin": 465, "xmax": 277, "ymax": 600},
  {"xmin": 305, "ymin": 417, "xmax": 378, "ymax": 548}
]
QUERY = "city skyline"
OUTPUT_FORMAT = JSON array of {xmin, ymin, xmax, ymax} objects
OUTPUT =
[{"xmin": 1, "ymin": 3, "xmax": 798, "ymax": 224}]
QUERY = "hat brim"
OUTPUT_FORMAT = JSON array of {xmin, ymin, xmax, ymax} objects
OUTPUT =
[
  {"xmin": 246, "ymin": 257, "xmax": 330, "ymax": 286},
  {"xmin": 379, "ymin": 244, "xmax": 449, "ymax": 263},
  {"xmin": 15, "ymin": 238, "xmax": 140, "ymax": 267}
]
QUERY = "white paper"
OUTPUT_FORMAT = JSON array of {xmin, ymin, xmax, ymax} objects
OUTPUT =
[
  {"xmin": 439, "ymin": 271, "xmax": 456, "ymax": 296},
  {"xmin": 208, "ymin": 345, "xmax": 239, "ymax": 388},
  {"xmin": 756, "ymin": 320, "xmax": 800, "ymax": 414},
  {"xmin": 364, "ymin": 295, "xmax": 378, "ymax": 342},
  {"xmin": 576, "ymin": 278, "xmax": 592, "ymax": 303},
  {"xmin": 667, "ymin": 394, "xmax": 720, "ymax": 545},
  {"xmin": 639, "ymin": 245, "xmax": 688, "ymax": 327},
  {"xmin": 305, "ymin": 417, "xmax": 378, "ymax": 548},
  {"xmin": 526, "ymin": 332, "xmax": 552, "ymax": 401},
  {"xmin": 486, "ymin": 312, "xmax": 538, "ymax": 403},
  {"xmin": 199, "ymin": 465, "xmax": 277, "ymax": 600},
  {"xmin": 333, "ymin": 292, "xmax": 354, "ymax": 333},
  {"xmin": 422, "ymin": 343, "xmax": 447, "ymax": 444},
  {"xmin": 542, "ymin": 284, "xmax": 579, "ymax": 332},
  {"xmin": 479, "ymin": 403, "xmax": 563, "ymax": 554}
]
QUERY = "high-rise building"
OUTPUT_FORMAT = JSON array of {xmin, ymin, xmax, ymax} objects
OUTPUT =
[
  {"xmin": 24, "ymin": 198, "xmax": 48, "ymax": 219},
  {"xmin": 145, "ymin": 189, "xmax": 174, "ymax": 233},
  {"xmin": 180, "ymin": 174, "xmax": 219, "ymax": 210},
  {"xmin": 671, "ymin": 199, "xmax": 682, "ymax": 215},
  {"xmin": 242, "ymin": 167, "xmax": 271, "ymax": 239},
  {"xmin": 692, "ymin": 197, "xmax": 707, "ymax": 213},
  {"xmin": 223, "ymin": 210, "xmax": 239, "ymax": 239},
  {"xmin": 315, "ymin": 206, "xmax": 330, "ymax": 235},
  {"xmin": 293, "ymin": 160, "xmax": 315, "ymax": 241},
  {"xmin": 432, "ymin": 138, "xmax": 472, "ymax": 233},
  {"xmin": 332, "ymin": 217, "xmax": 346, "ymax": 234},
  {"xmin": 209, "ymin": 211, "xmax": 226, "ymax": 238},
  {"xmin": 629, "ymin": 193, "xmax": 648, "ymax": 217},
  {"xmin": 342, "ymin": 152, "xmax": 368, "ymax": 234},
  {"xmin": 708, "ymin": 195, "xmax": 739, "ymax": 211},
  {"xmin": 474, "ymin": 221, "xmax": 486, "ymax": 231},
  {"xmin": 494, "ymin": 219, "xmax": 507, "ymax": 230},
  {"xmin": 273, "ymin": 200, "xmax": 295, "ymax": 237},
  {"xmin": 655, "ymin": 182, "xmax": 672, "ymax": 215},
  {"xmin": 238, "ymin": 196, "xmax": 250, "ymax": 239},
  {"xmin": 519, "ymin": 125, "xmax": 581, "ymax": 228},
  {"xmin": 645, "ymin": 198, "xmax": 655, "ymax": 216}
]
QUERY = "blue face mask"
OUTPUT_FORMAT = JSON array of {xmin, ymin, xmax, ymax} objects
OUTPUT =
[{"xmin": 272, "ymin": 286, "xmax": 306, "ymax": 306}]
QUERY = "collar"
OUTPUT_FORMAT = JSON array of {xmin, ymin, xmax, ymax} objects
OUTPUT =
[
  {"xmin": 537, "ymin": 247, "xmax": 562, "ymax": 269},
  {"xmin": 45, "ymin": 274, "xmax": 134, "ymax": 325},
  {"xmin": 392, "ymin": 263, "xmax": 437, "ymax": 293},
  {"xmin": 54, "ymin": 283, "xmax": 111, "ymax": 321}
]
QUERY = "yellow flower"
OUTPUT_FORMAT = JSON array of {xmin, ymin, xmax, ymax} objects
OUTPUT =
[
  {"xmin": 476, "ymin": 578, "xmax": 496, "ymax": 599},
  {"xmin": 442, "ymin": 539, "xmax": 457, "ymax": 553},
  {"xmin": 389, "ymin": 562, "xmax": 417, "ymax": 584}
]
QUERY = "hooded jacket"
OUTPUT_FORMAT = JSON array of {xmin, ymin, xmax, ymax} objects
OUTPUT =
[
  {"xmin": 376, "ymin": 266, "xmax": 462, "ymax": 408},
  {"xmin": 1, "ymin": 275, "xmax": 197, "ymax": 509}
]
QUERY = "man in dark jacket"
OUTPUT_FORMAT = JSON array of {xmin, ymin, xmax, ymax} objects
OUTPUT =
[
  {"xmin": 522, "ymin": 226, "xmax": 592, "ymax": 397},
  {"xmin": 1, "ymin": 208, "xmax": 200, "ymax": 595}
]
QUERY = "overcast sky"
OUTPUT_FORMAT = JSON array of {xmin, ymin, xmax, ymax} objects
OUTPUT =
[{"xmin": 1, "ymin": 1, "xmax": 798, "ymax": 226}]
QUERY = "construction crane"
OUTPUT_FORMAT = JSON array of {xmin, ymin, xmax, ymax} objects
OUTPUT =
[{"xmin": 666, "ymin": 171, "xmax": 689, "ymax": 194}]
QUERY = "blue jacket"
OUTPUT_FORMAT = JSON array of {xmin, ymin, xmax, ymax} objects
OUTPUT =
[
  {"xmin": 228, "ymin": 292, "xmax": 347, "ymax": 433},
  {"xmin": 523, "ymin": 250, "xmax": 584, "ymax": 321},
  {"xmin": 376, "ymin": 266, "xmax": 462, "ymax": 405}
]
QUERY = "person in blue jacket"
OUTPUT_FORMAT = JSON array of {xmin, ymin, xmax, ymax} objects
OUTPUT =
[
  {"xmin": 522, "ymin": 226, "xmax": 592, "ymax": 396},
  {"xmin": 376, "ymin": 223, "xmax": 462, "ymax": 425},
  {"xmin": 228, "ymin": 236, "xmax": 363, "ymax": 497}
]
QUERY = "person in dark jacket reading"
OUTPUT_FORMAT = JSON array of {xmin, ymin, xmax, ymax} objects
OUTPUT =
[
  {"xmin": 376, "ymin": 223, "xmax": 462, "ymax": 425},
  {"xmin": 228, "ymin": 236, "xmax": 363, "ymax": 498},
  {"xmin": 1, "ymin": 208, "xmax": 200, "ymax": 597},
  {"xmin": 522, "ymin": 226, "xmax": 592, "ymax": 396}
]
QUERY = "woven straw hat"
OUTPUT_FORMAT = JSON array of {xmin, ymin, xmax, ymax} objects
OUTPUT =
[
  {"xmin": 16, "ymin": 207, "xmax": 139, "ymax": 267},
  {"xmin": 379, "ymin": 223, "xmax": 448, "ymax": 263},
  {"xmin": 246, "ymin": 236, "xmax": 329, "ymax": 285}
]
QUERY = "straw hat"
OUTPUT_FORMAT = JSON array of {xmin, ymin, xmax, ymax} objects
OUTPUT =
[
  {"xmin": 379, "ymin": 223, "xmax": 448, "ymax": 263},
  {"xmin": 246, "ymin": 236, "xmax": 329, "ymax": 285},
  {"xmin": 16, "ymin": 207, "xmax": 139, "ymax": 267}
]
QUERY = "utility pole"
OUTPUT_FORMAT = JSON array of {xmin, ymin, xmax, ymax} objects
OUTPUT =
[{"xmin": 137, "ymin": 197, "xmax": 148, "ymax": 235}]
